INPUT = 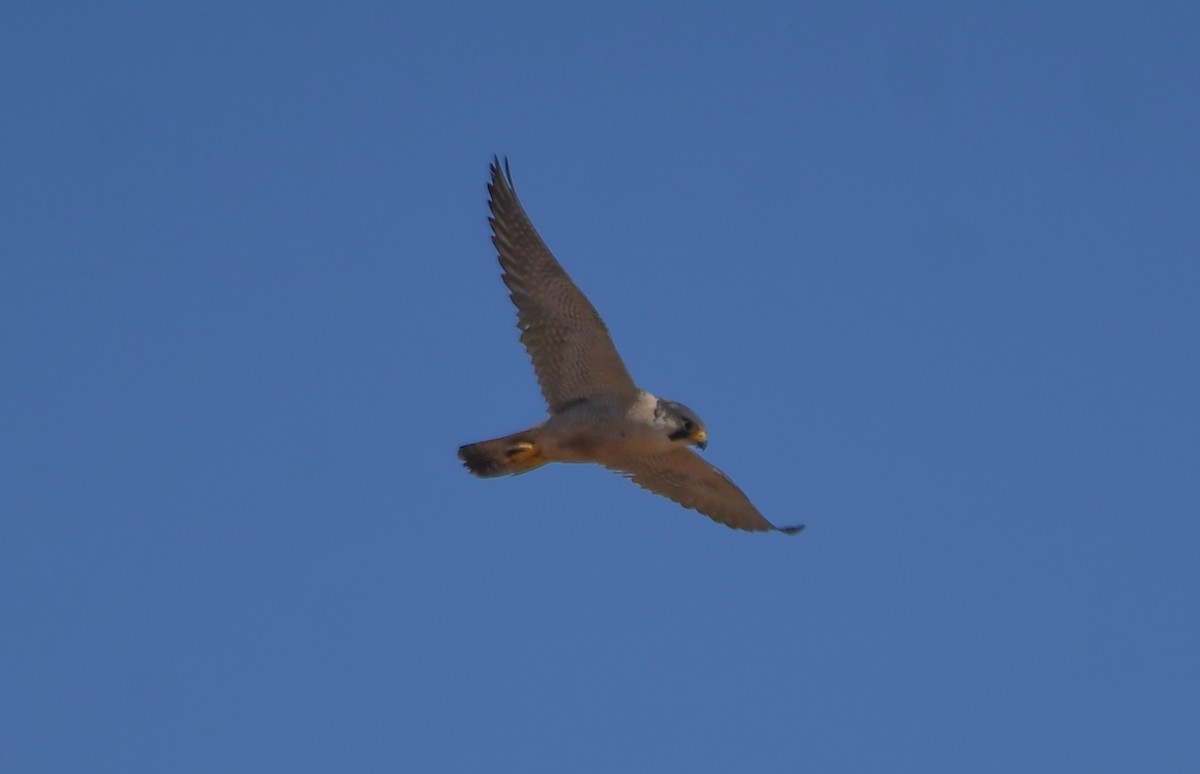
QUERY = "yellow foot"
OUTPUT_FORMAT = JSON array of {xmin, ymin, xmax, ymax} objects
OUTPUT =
[
  {"xmin": 505, "ymin": 441, "xmax": 536, "ymax": 460},
  {"xmin": 504, "ymin": 441, "xmax": 546, "ymax": 471}
]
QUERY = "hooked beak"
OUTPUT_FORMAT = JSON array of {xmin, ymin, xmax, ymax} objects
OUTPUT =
[{"xmin": 693, "ymin": 429, "xmax": 708, "ymax": 451}]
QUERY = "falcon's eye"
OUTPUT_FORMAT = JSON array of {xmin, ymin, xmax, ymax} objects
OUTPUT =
[{"xmin": 682, "ymin": 419, "xmax": 695, "ymax": 432}]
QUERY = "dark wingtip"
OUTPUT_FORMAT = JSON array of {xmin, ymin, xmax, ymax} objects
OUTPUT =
[
  {"xmin": 777, "ymin": 524, "xmax": 806, "ymax": 535},
  {"xmin": 489, "ymin": 155, "xmax": 514, "ymax": 189}
]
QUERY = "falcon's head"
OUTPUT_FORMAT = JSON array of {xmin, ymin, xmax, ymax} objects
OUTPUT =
[{"xmin": 655, "ymin": 398, "xmax": 708, "ymax": 451}]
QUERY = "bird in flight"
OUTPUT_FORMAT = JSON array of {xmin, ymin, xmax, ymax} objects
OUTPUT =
[{"xmin": 458, "ymin": 158, "xmax": 803, "ymax": 534}]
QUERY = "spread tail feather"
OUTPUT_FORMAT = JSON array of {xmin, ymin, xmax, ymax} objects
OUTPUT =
[{"xmin": 458, "ymin": 429, "xmax": 547, "ymax": 477}]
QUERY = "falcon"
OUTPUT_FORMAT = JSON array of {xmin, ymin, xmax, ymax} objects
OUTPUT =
[{"xmin": 458, "ymin": 158, "xmax": 803, "ymax": 534}]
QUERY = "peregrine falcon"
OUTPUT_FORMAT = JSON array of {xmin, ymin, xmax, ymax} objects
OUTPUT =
[{"xmin": 458, "ymin": 158, "xmax": 804, "ymax": 534}]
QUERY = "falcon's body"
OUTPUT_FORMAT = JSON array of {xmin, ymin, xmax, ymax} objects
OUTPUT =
[
  {"xmin": 539, "ymin": 392, "xmax": 661, "ymax": 462},
  {"xmin": 458, "ymin": 159, "xmax": 803, "ymax": 535}
]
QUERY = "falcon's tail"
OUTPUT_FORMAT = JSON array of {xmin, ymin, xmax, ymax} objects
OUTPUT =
[{"xmin": 458, "ymin": 429, "xmax": 547, "ymax": 478}]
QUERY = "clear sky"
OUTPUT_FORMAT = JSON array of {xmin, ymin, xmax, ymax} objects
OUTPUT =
[{"xmin": 3, "ymin": 2, "xmax": 1198, "ymax": 772}]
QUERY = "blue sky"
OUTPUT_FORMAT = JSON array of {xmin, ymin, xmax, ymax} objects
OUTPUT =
[{"xmin": 3, "ymin": 2, "xmax": 1198, "ymax": 771}]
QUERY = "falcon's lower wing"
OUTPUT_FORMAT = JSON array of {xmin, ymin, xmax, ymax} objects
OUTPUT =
[{"xmin": 607, "ymin": 449, "xmax": 804, "ymax": 534}]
